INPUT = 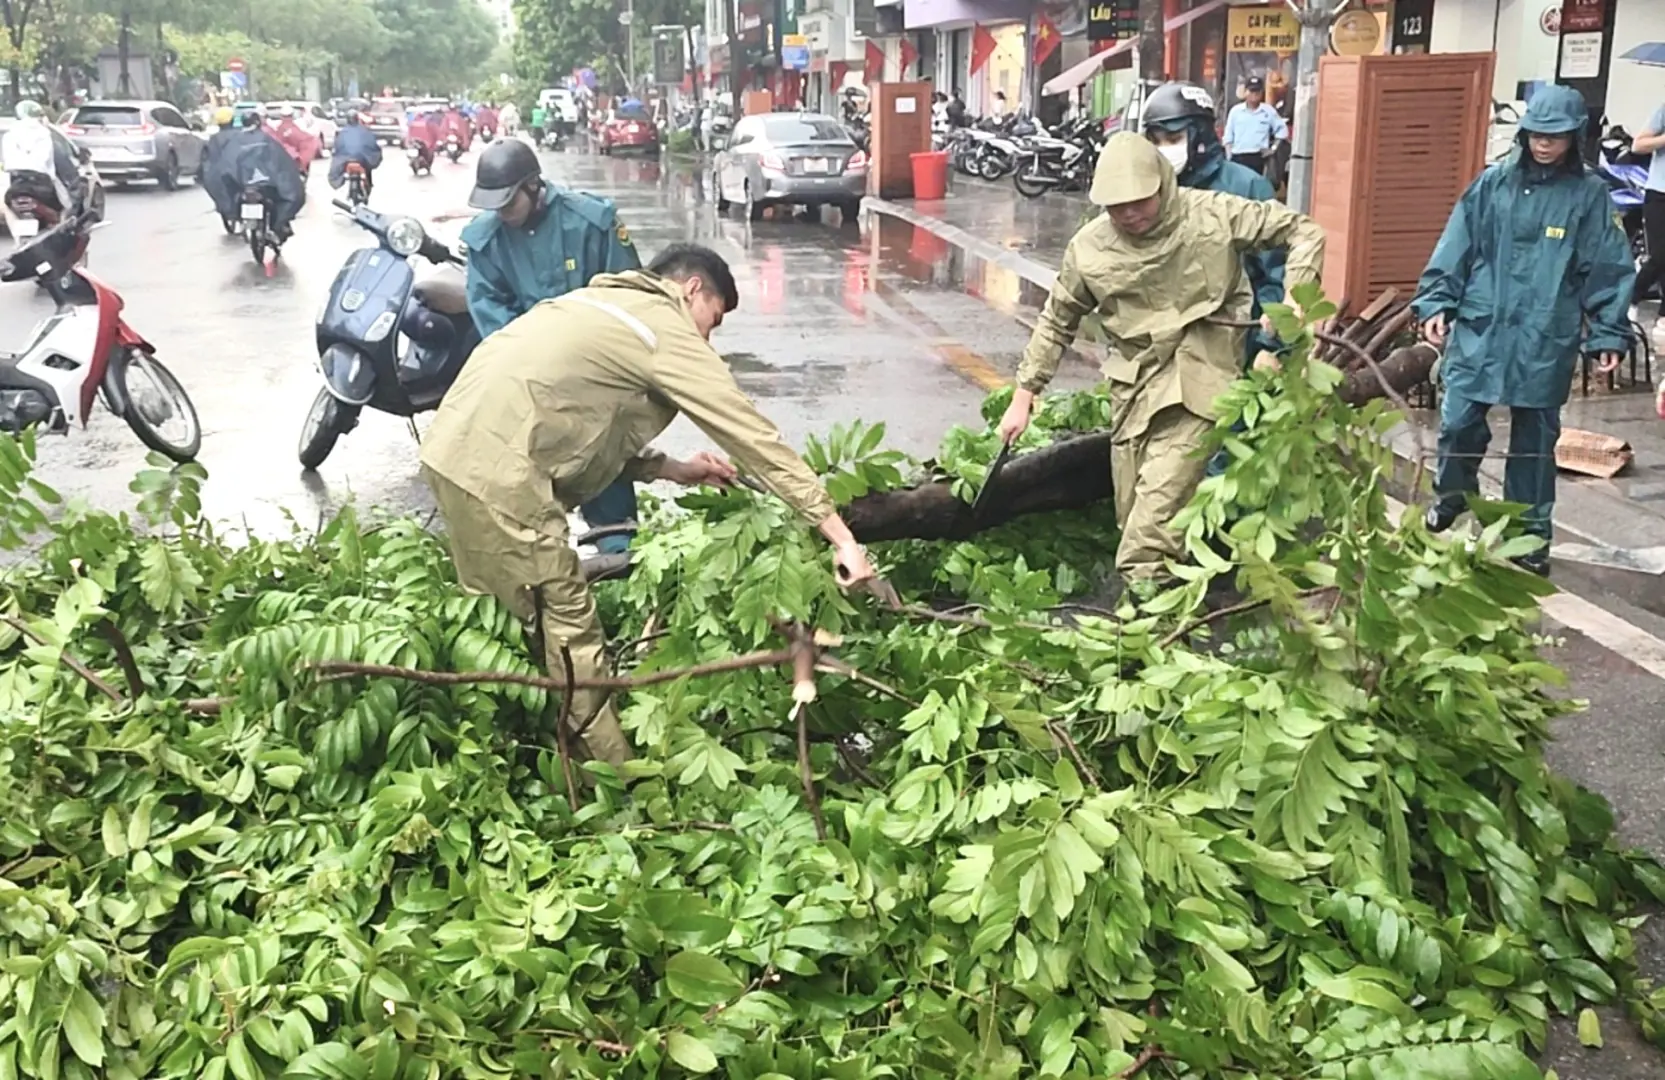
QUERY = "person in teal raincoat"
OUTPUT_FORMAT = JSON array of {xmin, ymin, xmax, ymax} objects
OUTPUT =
[
  {"xmin": 460, "ymin": 138, "xmax": 643, "ymax": 551},
  {"xmin": 1142, "ymin": 80, "xmax": 1286, "ymax": 477},
  {"xmin": 1412, "ymin": 84, "xmax": 1633, "ymax": 575}
]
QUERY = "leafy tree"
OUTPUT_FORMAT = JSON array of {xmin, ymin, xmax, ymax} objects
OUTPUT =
[
  {"xmin": 2, "ymin": 0, "xmax": 42, "ymax": 101},
  {"xmin": 368, "ymin": 0, "xmax": 495, "ymax": 93},
  {"xmin": 513, "ymin": 0, "xmax": 699, "ymax": 93},
  {"xmin": 3, "ymin": 289, "xmax": 1665, "ymax": 1078}
]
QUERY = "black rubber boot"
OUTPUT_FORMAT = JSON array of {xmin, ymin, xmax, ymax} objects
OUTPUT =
[
  {"xmin": 1511, "ymin": 551, "xmax": 1551, "ymax": 577},
  {"xmin": 1424, "ymin": 501, "xmax": 1461, "ymax": 534}
]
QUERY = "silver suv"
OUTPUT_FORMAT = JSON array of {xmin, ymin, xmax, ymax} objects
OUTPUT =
[{"xmin": 62, "ymin": 100, "xmax": 207, "ymax": 190}]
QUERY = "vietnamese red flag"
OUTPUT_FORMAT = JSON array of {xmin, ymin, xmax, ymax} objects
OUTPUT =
[
  {"xmin": 1033, "ymin": 14, "xmax": 1061, "ymax": 67},
  {"xmin": 865, "ymin": 39, "xmax": 885, "ymax": 83},
  {"xmin": 899, "ymin": 36, "xmax": 919, "ymax": 76},
  {"xmin": 970, "ymin": 23, "xmax": 998, "ymax": 76}
]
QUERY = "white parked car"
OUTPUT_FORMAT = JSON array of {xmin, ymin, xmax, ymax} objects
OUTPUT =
[{"xmin": 267, "ymin": 100, "xmax": 338, "ymax": 152}]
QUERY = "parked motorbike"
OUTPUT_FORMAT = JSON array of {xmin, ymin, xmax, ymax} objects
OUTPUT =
[
  {"xmin": 408, "ymin": 139, "xmax": 436, "ymax": 176},
  {"xmin": 0, "ymin": 214, "xmax": 201, "ymax": 461},
  {"xmin": 239, "ymin": 184, "xmax": 284, "ymax": 266},
  {"xmin": 301, "ymin": 200, "xmax": 476, "ymax": 469},
  {"xmin": 344, "ymin": 161, "xmax": 371, "ymax": 206},
  {"xmin": 1012, "ymin": 118, "xmax": 1104, "ymax": 199},
  {"xmin": 444, "ymin": 134, "xmax": 464, "ymax": 163},
  {"xmin": 1600, "ymin": 126, "xmax": 1649, "ymax": 272}
]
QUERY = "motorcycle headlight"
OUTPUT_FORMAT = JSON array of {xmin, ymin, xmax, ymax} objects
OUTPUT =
[{"xmin": 386, "ymin": 216, "xmax": 425, "ymax": 257}]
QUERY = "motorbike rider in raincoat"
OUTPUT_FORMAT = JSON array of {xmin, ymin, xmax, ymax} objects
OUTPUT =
[
  {"xmin": 1413, "ymin": 84, "xmax": 1633, "ymax": 576},
  {"xmin": 419, "ymin": 244, "xmax": 876, "ymax": 767},
  {"xmin": 1, "ymin": 100, "xmax": 88, "ymax": 222},
  {"xmin": 440, "ymin": 105, "xmax": 473, "ymax": 152},
  {"xmin": 202, "ymin": 109, "xmax": 306, "ymax": 240},
  {"xmin": 270, "ymin": 106, "xmax": 321, "ymax": 174},
  {"xmin": 999, "ymin": 132, "xmax": 1325, "ymax": 585},
  {"xmin": 407, "ymin": 108, "xmax": 443, "ymax": 172},
  {"xmin": 457, "ymin": 138, "xmax": 644, "ymax": 552},
  {"xmin": 328, "ymin": 112, "xmax": 383, "ymax": 195}
]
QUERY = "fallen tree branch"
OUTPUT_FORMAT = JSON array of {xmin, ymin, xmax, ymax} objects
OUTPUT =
[
  {"xmin": 96, "ymin": 619, "xmax": 146, "ymax": 698},
  {"xmin": 1158, "ymin": 586, "xmax": 1340, "ymax": 648},
  {"xmin": 307, "ymin": 648, "xmax": 798, "ymax": 693},
  {"xmin": 554, "ymin": 646, "xmax": 581, "ymax": 813},
  {"xmin": 3, "ymin": 614, "xmax": 124, "ymax": 706}
]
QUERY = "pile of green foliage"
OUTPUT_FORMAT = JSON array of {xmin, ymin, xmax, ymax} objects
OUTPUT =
[{"xmin": 3, "ymin": 295, "xmax": 1665, "ymax": 1079}]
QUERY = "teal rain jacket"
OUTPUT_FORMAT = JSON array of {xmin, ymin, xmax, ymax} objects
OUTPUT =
[
  {"xmin": 1183, "ymin": 133, "xmax": 1285, "ymax": 361},
  {"xmin": 460, "ymin": 181, "xmax": 642, "ymax": 338},
  {"xmin": 1411, "ymin": 85, "xmax": 1634, "ymax": 408}
]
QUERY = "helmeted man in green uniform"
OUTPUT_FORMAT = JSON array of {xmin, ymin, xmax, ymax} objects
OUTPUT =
[
  {"xmin": 460, "ymin": 138, "xmax": 645, "ymax": 554},
  {"xmin": 1414, "ymin": 85, "xmax": 1633, "ymax": 576},
  {"xmin": 420, "ymin": 244, "xmax": 876, "ymax": 765},
  {"xmin": 999, "ymin": 132, "xmax": 1326, "ymax": 582}
]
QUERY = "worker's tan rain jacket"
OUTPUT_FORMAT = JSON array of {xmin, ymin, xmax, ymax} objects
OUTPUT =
[
  {"xmin": 420, "ymin": 270, "xmax": 838, "ymax": 530},
  {"xmin": 1016, "ymin": 132, "xmax": 1326, "ymax": 442}
]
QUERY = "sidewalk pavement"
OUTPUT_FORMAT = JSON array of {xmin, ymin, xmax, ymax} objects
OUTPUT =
[{"xmin": 863, "ymin": 180, "xmax": 1665, "ymax": 575}]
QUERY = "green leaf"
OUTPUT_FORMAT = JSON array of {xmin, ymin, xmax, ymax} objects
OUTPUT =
[
  {"xmin": 227, "ymin": 1032, "xmax": 259, "ymax": 1080},
  {"xmin": 61, "ymin": 985, "xmax": 105, "ymax": 1067},
  {"xmin": 100, "ymin": 806, "xmax": 127, "ymax": 858},
  {"xmin": 664, "ymin": 951, "xmax": 745, "ymax": 1007},
  {"xmin": 1577, "ymin": 1008, "xmax": 1603, "ymax": 1048},
  {"xmin": 665, "ymin": 1032, "xmax": 718, "ymax": 1074}
]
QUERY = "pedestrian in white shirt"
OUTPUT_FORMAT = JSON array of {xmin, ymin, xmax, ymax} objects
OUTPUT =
[{"xmin": 1222, "ymin": 76, "xmax": 1288, "ymax": 177}]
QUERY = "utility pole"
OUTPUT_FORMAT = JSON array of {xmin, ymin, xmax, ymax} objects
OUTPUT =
[
  {"xmin": 1137, "ymin": 0, "xmax": 1164, "ymax": 83},
  {"xmin": 1286, "ymin": 0, "xmax": 1346, "ymax": 214},
  {"xmin": 623, "ymin": 0, "xmax": 636, "ymax": 92}
]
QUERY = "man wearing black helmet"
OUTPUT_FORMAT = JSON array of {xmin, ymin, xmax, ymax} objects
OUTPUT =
[
  {"xmin": 1143, "ymin": 80, "xmax": 1285, "ymax": 396},
  {"xmin": 458, "ymin": 137, "xmax": 644, "ymax": 552}
]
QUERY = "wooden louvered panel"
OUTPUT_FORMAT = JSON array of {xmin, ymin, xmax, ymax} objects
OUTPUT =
[{"xmin": 1311, "ymin": 53, "xmax": 1493, "ymax": 307}]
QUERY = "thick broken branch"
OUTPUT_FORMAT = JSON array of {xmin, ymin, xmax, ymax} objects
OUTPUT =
[{"xmin": 837, "ymin": 343, "xmax": 1437, "ymax": 543}]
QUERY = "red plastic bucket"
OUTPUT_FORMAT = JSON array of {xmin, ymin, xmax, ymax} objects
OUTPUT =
[{"xmin": 910, "ymin": 150, "xmax": 950, "ymax": 200}]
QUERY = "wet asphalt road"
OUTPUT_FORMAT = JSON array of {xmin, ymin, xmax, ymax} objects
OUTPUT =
[{"xmin": 0, "ymin": 144, "xmax": 1087, "ymax": 536}]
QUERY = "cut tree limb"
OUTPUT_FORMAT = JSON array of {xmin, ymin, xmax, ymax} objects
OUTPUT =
[{"xmin": 836, "ymin": 344, "xmax": 1438, "ymax": 543}]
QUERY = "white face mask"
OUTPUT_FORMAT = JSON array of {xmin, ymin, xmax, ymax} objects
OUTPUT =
[{"xmin": 1157, "ymin": 142, "xmax": 1190, "ymax": 171}]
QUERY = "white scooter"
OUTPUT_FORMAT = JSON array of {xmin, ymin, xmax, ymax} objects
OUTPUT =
[{"xmin": 0, "ymin": 215, "xmax": 201, "ymax": 461}]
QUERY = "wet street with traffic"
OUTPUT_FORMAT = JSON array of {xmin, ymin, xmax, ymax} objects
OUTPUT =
[
  {"xmin": 0, "ymin": 144, "xmax": 1089, "ymax": 537},
  {"xmin": 6, "ymin": 138, "xmax": 1665, "ymax": 1076}
]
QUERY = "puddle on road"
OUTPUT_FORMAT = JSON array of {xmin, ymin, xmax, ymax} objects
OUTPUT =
[{"xmin": 866, "ymin": 214, "xmax": 1052, "ymax": 319}]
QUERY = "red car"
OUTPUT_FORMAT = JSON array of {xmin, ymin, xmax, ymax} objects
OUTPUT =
[{"xmin": 598, "ymin": 103, "xmax": 659, "ymax": 156}]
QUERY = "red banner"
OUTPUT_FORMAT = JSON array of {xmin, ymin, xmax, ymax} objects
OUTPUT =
[
  {"xmin": 970, "ymin": 23, "xmax": 998, "ymax": 76},
  {"xmin": 830, "ymin": 60, "xmax": 848, "ymax": 88},
  {"xmin": 1033, "ymin": 14, "xmax": 1061, "ymax": 67},
  {"xmin": 899, "ymin": 37, "xmax": 919, "ymax": 76},
  {"xmin": 865, "ymin": 39, "xmax": 885, "ymax": 83}
]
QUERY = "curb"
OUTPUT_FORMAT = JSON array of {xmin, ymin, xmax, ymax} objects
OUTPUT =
[{"xmin": 862, "ymin": 195, "xmax": 1665, "ymax": 571}]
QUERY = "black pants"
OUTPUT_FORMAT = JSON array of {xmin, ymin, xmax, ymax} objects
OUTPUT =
[
  {"xmin": 1230, "ymin": 152, "xmax": 1268, "ymax": 175},
  {"xmin": 1631, "ymin": 189, "xmax": 1665, "ymax": 305}
]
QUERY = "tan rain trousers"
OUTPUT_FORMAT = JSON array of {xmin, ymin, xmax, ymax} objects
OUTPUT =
[{"xmin": 424, "ymin": 468, "xmax": 632, "ymax": 766}]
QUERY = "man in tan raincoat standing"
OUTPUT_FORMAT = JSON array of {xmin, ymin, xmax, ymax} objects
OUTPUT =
[
  {"xmin": 420, "ymin": 244, "xmax": 877, "ymax": 765},
  {"xmin": 998, "ymin": 132, "xmax": 1326, "ymax": 583}
]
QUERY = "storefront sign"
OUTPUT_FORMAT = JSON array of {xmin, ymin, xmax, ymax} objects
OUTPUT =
[
  {"xmin": 1087, "ymin": 0, "xmax": 1138, "ymax": 44},
  {"xmin": 1330, "ymin": 10, "xmax": 1382, "ymax": 56},
  {"xmin": 1392, "ymin": 0, "xmax": 1433, "ymax": 51},
  {"xmin": 781, "ymin": 33, "xmax": 810, "ymax": 69},
  {"xmin": 1559, "ymin": 0, "xmax": 1604, "ymax": 33},
  {"xmin": 799, "ymin": 13, "xmax": 829, "ymax": 52},
  {"xmin": 1559, "ymin": 30, "xmax": 1603, "ymax": 77},
  {"xmin": 1540, "ymin": 5, "xmax": 1561, "ymax": 35},
  {"xmin": 1227, "ymin": 6, "xmax": 1298, "ymax": 53}
]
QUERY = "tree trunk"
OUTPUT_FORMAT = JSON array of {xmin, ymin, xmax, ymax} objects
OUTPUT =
[
  {"xmin": 1137, "ymin": 0, "xmax": 1165, "ymax": 83},
  {"xmin": 117, "ymin": 9, "xmax": 132, "ymax": 98},
  {"xmin": 579, "ymin": 345, "xmax": 1438, "ymax": 579},
  {"xmin": 840, "ymin": 344, "xmax": 1438, "ymax": 543}
]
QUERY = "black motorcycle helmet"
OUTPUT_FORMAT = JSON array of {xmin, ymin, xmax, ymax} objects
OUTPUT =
[
  {"xmin": 1141, "ymin": 81, "xmax": 1219, "ymax": 174},
  {"xmin": 468, "ymin": 139, "xmax": 541, "ymax": 210}
]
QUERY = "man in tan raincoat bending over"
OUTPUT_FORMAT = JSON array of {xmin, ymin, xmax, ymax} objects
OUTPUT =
[
  {"xmin": 998, "ymin": 131, "xmax": 1325, "ymax": 584},
  {"xmin": 420, "ymin": 243, "xmax": 877, "ymax": 765}
]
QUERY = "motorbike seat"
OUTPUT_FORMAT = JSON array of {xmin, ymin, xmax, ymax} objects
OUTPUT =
[{"xmin": 412, "ymin": 267, "xmax": 468, "ymax": 316}]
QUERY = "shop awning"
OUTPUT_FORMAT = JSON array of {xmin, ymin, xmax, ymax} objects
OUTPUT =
[
  {"xmin": 1041, "ymin": 0, "xmax": 1233, "ymax": 97},
  {"xmin": 1042, "ymin": 38, "xmax": 1137, "ymax": 96},
  {"xmin": 1620, "ymin": 42, "xmax": 1665, "ymax": 67}
]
